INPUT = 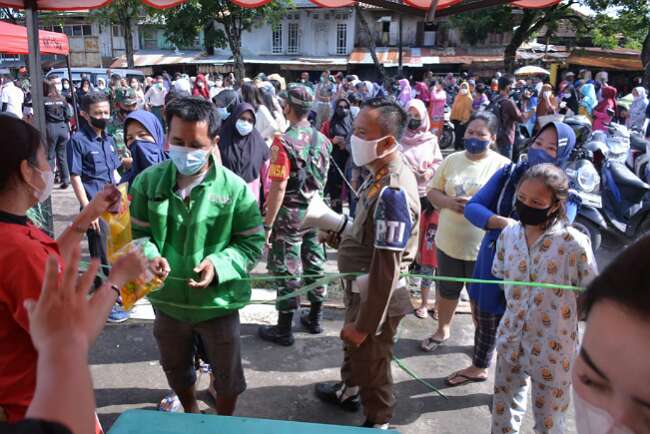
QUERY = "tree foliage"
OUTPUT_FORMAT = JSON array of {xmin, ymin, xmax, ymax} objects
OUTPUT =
[
  {"xmin": 450, "ymin": 1, "xmax": 586, "ymax": 72},
  {"xmin": 152, "ymin": 0, "xmax": 291, "ymax": 80},
  {"xmin": 449, "ymin": 5, "xmax": 513, "ymax": 46},
  {"xmin": 584, "ymin": 0, "xmax": 650, "ymax": 84},
  {"xmin": 89, "ymin": 0, "xmax": 143, "ymax": 68}
]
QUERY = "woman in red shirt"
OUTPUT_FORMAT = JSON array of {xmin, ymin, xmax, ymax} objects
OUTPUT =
[{"xmin": 0, "ymin": 116, "xmax": 145, "ymax": 424}]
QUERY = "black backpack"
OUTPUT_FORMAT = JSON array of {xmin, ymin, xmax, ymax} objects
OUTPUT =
[{"xmin": 487, "ymin": 95, "xmax": 507, "ymax": 143}]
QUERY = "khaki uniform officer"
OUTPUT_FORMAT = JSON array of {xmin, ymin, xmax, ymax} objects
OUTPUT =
[{"xmin": 315, "ymin": 98, "xmax": 420, "ymax": 429}]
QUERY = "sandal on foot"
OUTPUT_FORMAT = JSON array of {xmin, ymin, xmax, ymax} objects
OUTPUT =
[
  {"xmin": 420, "ymin": 336, "xmax": 447, "ymax": 352},
  {"xmin": 414, "ymin": 307, "xmax": 428, "ymax": 319},
  {"xmin": 445, "ymin": 371, "xmax": 488, "ymax": 387}
]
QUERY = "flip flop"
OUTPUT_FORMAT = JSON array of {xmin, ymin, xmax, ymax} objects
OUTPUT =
[
  {"xmin": 445, "ymin": 371, "xmax": 488, "ymax": 387},
  {"xmin": 420, "ymin": 336, "xmax": 447, "ymax": 352},
  {"xmin": 414, "ymin": 307, "xmax": 428, "ymax": 319}
]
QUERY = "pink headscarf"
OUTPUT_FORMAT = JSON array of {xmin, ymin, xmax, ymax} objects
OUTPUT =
[
  {"xmin": 398, "ymin": 78, "xmax": 412, "ymax": 107},
  {"xmin": 400, "ymin": 99, "xmax": 443, "ymax": 197},
  {"xmin": 415, "ymin": 82, "xmax": 430, "ymax": 104}
]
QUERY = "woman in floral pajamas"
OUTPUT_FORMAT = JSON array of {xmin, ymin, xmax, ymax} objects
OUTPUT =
[{"xmin": 491, "ymin": 164, "xmax": 598, "ymax": 434}]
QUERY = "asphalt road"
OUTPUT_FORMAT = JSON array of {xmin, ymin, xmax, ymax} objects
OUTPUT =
[{"xmin": 48, "ymin": 186, "xmax": 623, "ymax": 434}]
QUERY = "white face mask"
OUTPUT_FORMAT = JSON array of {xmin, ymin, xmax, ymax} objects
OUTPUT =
[
  {"xmin": 544, "ymin": 91, "xmax": 551, "ymax": 98},
  {"xmin": 350, "ymin": 106, "xmax": 360, "ymax": 118},
  {"xmin": 573, "ymin": 389, "xmax": 635, "ymax": 434},
  {"xmin": 236, "ymin": 119, "xmax": 254, "ymax": 136},
  {"xmin": 460, "ymin": 88, "xmax": 469, "ymax": 95},
  {"xmin": 31, "ymin": 167, "xmax": 55, "ymax": 203},
  {"xmin": 350, "ymin": 135, "xmax": 395, "ymax": 167}
]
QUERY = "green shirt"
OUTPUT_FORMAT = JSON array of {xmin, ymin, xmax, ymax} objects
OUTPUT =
[{"xmin": 130, "ymin": 156, "xmax": 265, "ymax": 323}]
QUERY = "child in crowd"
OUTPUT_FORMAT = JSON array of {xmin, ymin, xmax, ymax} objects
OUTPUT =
[{"xmin": 490, "ymin": 163, "xmax": 598, "ymax": 434}]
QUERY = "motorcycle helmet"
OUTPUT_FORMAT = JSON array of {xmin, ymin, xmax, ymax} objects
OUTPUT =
[{"xmin": 563, "ymin": 115, "xmax": 592, "ymax": 147}]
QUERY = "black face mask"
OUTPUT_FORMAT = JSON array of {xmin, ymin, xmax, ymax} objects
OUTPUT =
[
  {"xmin": 89, "ymin": 116, "xmax": 108, "ymax": 130},
  {"xmin": 515, "ymin": 199, "xmax": 553, "ymax": 226},
  {"xmin": 335, "ymin": 107, "xmax": 349, "ymax": 117},
  {"xmin": 408, "ymin": 118, "xmax": 422, "ymax": 130}
]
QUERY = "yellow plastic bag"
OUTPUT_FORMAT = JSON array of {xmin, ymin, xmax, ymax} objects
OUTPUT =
[
  {"xmin": 112, "ymin": 238, "xmax": 165, "ymax": 311},
  {"xmin": 102, "ymin": 183, "xmax": 133, "ymax": 261}
]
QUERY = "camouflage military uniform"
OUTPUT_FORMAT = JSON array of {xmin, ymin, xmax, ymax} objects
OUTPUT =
[
  {"xmin": 267, "ymin": 120, "xmax": 332, "ymax": 312},
  {"xmin": 106, "ymin": 87, "xmax": 137, "ymax": 171}
]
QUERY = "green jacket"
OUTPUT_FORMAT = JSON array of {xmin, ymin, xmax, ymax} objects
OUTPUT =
[{"xmin": 130, "ymin": 156, "xmax": 264, "ymax": 323}]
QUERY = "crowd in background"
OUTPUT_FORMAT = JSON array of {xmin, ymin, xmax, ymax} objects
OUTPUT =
[{"xmin": 0, "ymin": 63, "xmax": 650, "ymax": 434}]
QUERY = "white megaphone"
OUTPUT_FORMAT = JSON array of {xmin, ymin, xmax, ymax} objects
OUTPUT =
[{"xmin": 301, "ymin": 194, "xmax": 353, "ymax": 236}]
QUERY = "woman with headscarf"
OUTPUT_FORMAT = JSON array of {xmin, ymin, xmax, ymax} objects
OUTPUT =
[
  {"xmin": 429, "ymin": 80, "xmax": 447, "ymax": 138},
  {"xmin": 401, "ymin": 98, "xmax": 443, "ymax": 319},
  {"xmin": 240, "ymin": 82, "xmax": 279, "ymax": 146},
  {"xmin": 191, "ymin": 74, "xmax": 210, "ymax": 100},
  {"xmin": 320, "ymin": 98, "xmax": 353, "ymax": 213},
  {"xmin": 536, "ymin": 83, "xmax": 559, "ymax": 130},
  {"xmin": 398, "ymin": 78, "xmax": 413, "ymax": 107},
  {"xmin": 579, "ymin": 83, "xmax": 597, "ymax": 118},
  {"xmin": 627, "ymin": 86, "xmax": 648, "ymax": 132},
  {"xmin": 443, "ymin": 121, "xmax": 578, "ymax": 388},
  {"xmin": 121, "ymin": 109, "xmax": 167, "ymax": 186},
  {"xmin": 450, "ymin": 81, "xmax": 473, "ymax": 150},
  {"xmin": 414, "ymin": 82, "xmax": 431, "ymax": 107},
  {"xmin": 218, "ymin": 102, "xmax": 270, "ymax": 204},
  {"xmin": 592, "ymin": 85, "xmax": 617, "ymax": 132}
]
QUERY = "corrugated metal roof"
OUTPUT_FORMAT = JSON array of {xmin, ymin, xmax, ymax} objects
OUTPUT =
[
  {"xmin": 348, "ymin": 47, "xmax": 505, "ymax": 67},
  {"xmin": 110, "ymin": 50, "xmax": 348, "ymax": 68}
]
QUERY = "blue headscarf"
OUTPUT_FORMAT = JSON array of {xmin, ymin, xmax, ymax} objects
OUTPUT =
[
  {"xmin": 580, "ymin": 83, "xmax": 597, "ymax": 115},
  {"xmin": 125, "ymin": 109, "xmax": 165, "ymax": 147},
  {"xmin": 122, "ymin": 109, "xmax": 167, "ymax": 185},
  {"xmin": 543, "ymin": 120, "xmax": 576, "ymax": 168}
]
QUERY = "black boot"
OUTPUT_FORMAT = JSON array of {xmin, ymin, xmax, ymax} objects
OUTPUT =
[
  {"xmin": 258, "ymin": 312, "xmax": 295, "ymax": 346},
  {"xmin": 314, "ymin": 382, "xmax": 360, "ymax": 412},
  {"xmin": 300, "ymin": 302, "xmax": 323, "ymax": 334}
]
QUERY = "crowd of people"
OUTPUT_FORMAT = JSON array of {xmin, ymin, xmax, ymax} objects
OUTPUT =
[{"xmin": 0, "ymin": 65, "xmax": 649, "ymax": 434}]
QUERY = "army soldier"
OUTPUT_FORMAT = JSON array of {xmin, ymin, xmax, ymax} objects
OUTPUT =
[
  {"xmin": 107, "ymin": 87, "xmax": 138, "ymax": 169},
  {"xmin": 315, "ymin": 98, "xmax": 420, "ymax": 430},
  {"xmin": 258, "ymin": 84, "xmax": 332, "ymax": 346}
]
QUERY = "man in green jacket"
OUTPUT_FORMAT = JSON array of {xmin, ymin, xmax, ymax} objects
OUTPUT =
[{"xmin": 129, "ymin": 97, "xmax": 264, "ymax": 415}]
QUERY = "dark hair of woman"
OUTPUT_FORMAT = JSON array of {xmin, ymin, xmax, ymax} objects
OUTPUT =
[
  {"xmin": 516, "ymin": 163, "xmax": 569, "ymax": 229},
  {"xmin": 0, "ymin": 116, "xmax": 42, "ymax": 193},
  {"xmin": 240, "ymin": 82, "xmax": 262, "ymax": 111},
  {"xmin": 43, "ymin": 80, "xmax": 62, "ymax": 99},
  {"xmin": 580, "ymin": 234, "xmax": 650, "ymax": 320},
  {"xmin": 467, "ymin": 111, "xmax": 499, "ymax": 137},
  {"xmin": 258, "ymin": 87, "xmax": 277, "ymax": 119}
]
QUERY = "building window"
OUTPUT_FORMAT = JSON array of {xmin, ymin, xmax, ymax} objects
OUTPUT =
[
  {"xmin": 336, "ymin": 23, "xmax": 347, "ymax": 55},
  {"xmin": 287, "ymin": 22, "xmax": 299, "ymax": 54},
  {"xmin": 272, "ymin": 24, "xmax": 282, "ymax": 54},
  {"xmin": 59, "ymin": 24, "xmax": 92, "ymax": 37},
  {"xmin": 112, "ymin": 25, "xmax": 123, "ymax": 37},
  {"xmin": 142, "ymin": 28, "xmax": 158, "ymax": 50}
]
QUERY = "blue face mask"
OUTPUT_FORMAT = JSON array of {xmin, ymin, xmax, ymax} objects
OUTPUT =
[
  {"xmin": 169, "ymin": 145, "xmax": 209, "ymax": 176},
  {"xmin": 464, "ymin": 137, "xmax": 490, "ymax": 154},
  {"xmin": 527, "ymin": 147, "xmax": 556, "ymax": 166},
  {"xmin": 235, "ymin": 119, "xmax": 254, "ymax": 136},
  {"xmin": 217, "ymin": 107, "xmax": 230, "ymax": 121}
]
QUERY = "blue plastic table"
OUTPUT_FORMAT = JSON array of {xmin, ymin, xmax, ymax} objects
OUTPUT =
[{"xmin": 107, "ymin": 409, "xmax": 399, "ymax": 433}]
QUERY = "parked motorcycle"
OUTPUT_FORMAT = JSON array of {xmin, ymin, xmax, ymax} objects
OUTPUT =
[
  {"xmin": 564, "ymin": 116, "xmax": 606, "ymax": 250},
  {"xmin": 582, "ymin": 122, "xmax": 650, "ymax": 245},
  {"xmin": 625, "ymin": 129, "xmax": 650, "ymax": 182}
]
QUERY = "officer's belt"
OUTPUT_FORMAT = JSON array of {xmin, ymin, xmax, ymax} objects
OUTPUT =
[{"xmin": 345, "ymin": 277, "xmax": 407, "ymax": 294}]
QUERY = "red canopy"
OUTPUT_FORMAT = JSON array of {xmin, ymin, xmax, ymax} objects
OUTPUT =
[
  {"xmin": 0, "ymin": 0, "xmax": 562, "ymax": 9},
  {"xmin": 0, "ymin": 20, "xmax": 69, "ymax": 55}
]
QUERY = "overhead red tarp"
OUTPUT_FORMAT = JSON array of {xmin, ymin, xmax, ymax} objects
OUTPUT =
[
  {"xmin": 0, "ymin": 20, "xmax": 68, "ymax": 55},
  {"xmin": 0, "ymin": 0, "xmax": 563, "ymax": 10}
]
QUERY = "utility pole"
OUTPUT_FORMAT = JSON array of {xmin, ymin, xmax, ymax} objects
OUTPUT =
[{"xmin": 398, "ymin": 14, "xmax": 403, "ymax": 75}]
